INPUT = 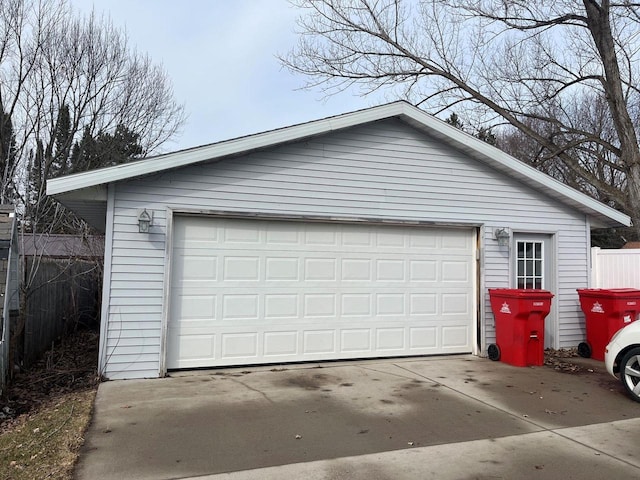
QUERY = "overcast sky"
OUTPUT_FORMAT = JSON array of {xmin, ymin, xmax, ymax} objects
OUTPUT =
[{"xmin": 69, "ymin": 0, "xmax": 384, "ymax": 152}]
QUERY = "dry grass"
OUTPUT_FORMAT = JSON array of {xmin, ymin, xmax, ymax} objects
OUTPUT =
[
  {"xmin": 0, "ymin": 330, "xmax": 99, "ymax": 480},
  {"xmin": 0, "ymin": 390, "xmax": 96, "ymax": 480}
]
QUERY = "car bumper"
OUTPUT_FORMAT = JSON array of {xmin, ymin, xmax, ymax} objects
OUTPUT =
[{"xmin": 605, "ymin": 337, "xmax": 624, "ymax": 377}]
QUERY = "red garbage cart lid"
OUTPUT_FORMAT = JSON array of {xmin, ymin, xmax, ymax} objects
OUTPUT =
[
  {"xmin": 489, "ymin": 288, "xmax": 554, "ymax": 298},
  {"xmin": 576, "ymin": 288, "xmax": 640, "ymax": 298}
]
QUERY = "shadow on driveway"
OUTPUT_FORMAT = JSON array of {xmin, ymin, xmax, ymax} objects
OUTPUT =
[{"xmin": 75, "ymin": 356, "xmax": 640, "ymax": 480}]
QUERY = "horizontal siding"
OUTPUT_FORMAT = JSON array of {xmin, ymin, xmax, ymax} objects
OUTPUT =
[{"xmin": 103, "ymin": 118, "xmax": 591, "ymax": 378}]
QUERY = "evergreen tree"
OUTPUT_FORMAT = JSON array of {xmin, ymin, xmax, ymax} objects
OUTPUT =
[
  {"xmin": 25, "ymin": 109, "xmax": 144, "ymax": 233},
  {"xmin": 445, "ymin": 112, "xmax": 497, "ymax": 146},
  {"xmin": 68, "ymin": 124, "xmax": 143, "ymax": 174},
  {"xmin": 51, "ymin": 105, "xmax": 73, "ymax": 177}
]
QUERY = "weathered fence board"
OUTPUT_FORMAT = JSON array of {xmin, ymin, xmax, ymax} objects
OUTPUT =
[{"xmin": 22, "ymin": 258, "xmax": 101, "ymax": 367}]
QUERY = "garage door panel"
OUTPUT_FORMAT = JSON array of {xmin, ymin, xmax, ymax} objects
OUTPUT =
[
  {"xmin": 409, "ymin": 260, "xmax": 437, "ymax": 281},
  {"xmin": 341, "ymin": 259, "xmax": 372, "ymax": 281},
  {"xmin": 341, "ymin": 329, "xmax": 372, "ymax": 352},
  {"xmin": 223, "ymin": 256, "xmax": 260, "ymax": 281},
  {"xmin": 221, "ymin": 333, "xmax": 258, "ymax": 358},
  {"xmin": 409, "ymin": 327, "xmax": 437, "ymax": 349},
  {"xmin": 442, "ymin": 261, "xmax": 471, "ymax": 282},
  {"xmin": 266, "ymin": 225, "xmax": 300, "ymax": 244},
  {"xmin": 341, "ymin": 294, "xmax": 372, "ymax": 316},
  {"xmin": 304, "ymin": 258, "xmax": 338, "ymax": 281},
  {"xmin": 410, "ymin": 294, "xmax": 437, "ymax": 315},
  {"xmin": 442, "ymin": 326, "xmax": 471, "ymax": 348},
  {"xmin": 303, "ymin": 294, "xmax": 337, "ymax": 317},
  {"xmin": 265, "ymin": 257, "xmax": 300, "ymax": 281},
  {"xmin": 443, "ymin": 231, "xmax": 472, "ymax": 250},
  {"xmin": 222, "ymin": 294, "xmax": 259, "ymax": 320},
  {"xmin": 264, "ymin": 331, "xmax": 299, "ymax": 356},
  {"xmin": 408, "ymin": 230, "xmax": 438, "ymax": 248},
  {"xmin": 224, "ymin": 224, "xmax": 261, "ymax": 243},
  {"xmin": 169, "ymin": 294, "xmax": 216, "ymax": 320},
  {"xmin": 376, "ymin": 328, "xmax": 405, "ymax": 350},
  {"xmin": 376, "ymin": 294, "xmax": 405, "ymax": 315},
  {"xmin": 173, "ymin": 254, "xmax": 218, "ymax": 280},
  {"xmin": 304, "ymin": 226, "xmax": 338, "ymax": 246},
  {"xmin": 264, "ymin": 294, "xmax": 299, "ymax": 318},
  {"xmin": 303, "ymin": 330, "xmax": 336, "ymax": 354},
  {"xmin": 167, "ymin": 217, "xmax": 475, "ymax": 369},
  {"xmin": 442, "ymin": 293, "xmax": 472, "ymax": 315},
  {"xmin": 342, "ymin": 230, "xmax": 373, "ymax": 247}
]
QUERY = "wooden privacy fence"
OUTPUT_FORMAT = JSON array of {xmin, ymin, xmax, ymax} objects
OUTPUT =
[
  {"xmin": 591, "ymin": 247, "xmax": 640, "ymax": 288},
  {"xmin": 22, "ymin": 257, "xmax": 101, "ymax": 366}
]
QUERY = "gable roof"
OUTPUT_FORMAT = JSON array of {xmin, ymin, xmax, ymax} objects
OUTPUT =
[{"xmin": 47, "ymin": 101, "xmax": 631, "ymax": 231}]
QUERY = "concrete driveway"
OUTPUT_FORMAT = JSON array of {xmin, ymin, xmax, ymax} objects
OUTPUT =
[{"xmin": 75, "ymin": 356, "xmax": 640, "ymax": 480}]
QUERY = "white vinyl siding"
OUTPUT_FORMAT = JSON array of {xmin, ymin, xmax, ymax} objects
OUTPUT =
[{"xmin": 102, "ymin": 118, "xmax": 589, "ymax": 379}]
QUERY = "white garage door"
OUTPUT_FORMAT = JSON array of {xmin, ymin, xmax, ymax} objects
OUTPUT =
[{"xmin": 167, "ymin": 216, "xmax": 476, "ymax": 369}]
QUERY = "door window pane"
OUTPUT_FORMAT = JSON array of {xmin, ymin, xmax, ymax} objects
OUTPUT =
[{"xmin": 516, "ymin": 241, "xmax": 544, "ymax": 289}]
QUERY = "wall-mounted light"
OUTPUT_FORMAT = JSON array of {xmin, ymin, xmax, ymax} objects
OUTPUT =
[
  {"xmin": 138, "ymin": 209, "xmax": 153, "ymax": 233},
  {"xmin": 494, "ymin": 228, "xmax": 510, "ymax": 247}
]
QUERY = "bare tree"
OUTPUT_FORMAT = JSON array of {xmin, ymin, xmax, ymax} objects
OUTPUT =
[
  {"xmin": 283, "ymin": 0, "xmax": 640, "ymax": 237},
  {"xmin": 0, "ymin": 0, "xmax": 185, "ymax": 372},
  {"xmin": 0, "ymin": 0, "xmax": 185, "ymax": 220}
]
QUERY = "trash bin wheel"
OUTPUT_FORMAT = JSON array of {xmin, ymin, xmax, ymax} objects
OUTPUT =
[
  {"xmin": 488, "ymin": 343, "xmax": 500, "ymax": 361},
  {"xmin": 577, "ymin": 342, "xmax": 592, "ymax": 358}
]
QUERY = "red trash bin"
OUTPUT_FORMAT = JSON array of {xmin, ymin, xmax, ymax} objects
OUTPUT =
[
  {"xmin": 576, "ymin": 288, "xmax": 640, "ymax": 361},
  {"xmin": 488, "ymin": 289, "xmax": 554, "ymax": 367}
]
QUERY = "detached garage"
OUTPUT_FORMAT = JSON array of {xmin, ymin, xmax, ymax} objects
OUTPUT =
[{"xmin": 47, "ymin": 101, "xmax": 630, "ymax": 380}]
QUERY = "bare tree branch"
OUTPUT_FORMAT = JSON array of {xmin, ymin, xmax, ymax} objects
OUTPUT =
[{"xmin": 283, "ymin": 0, "xmax": 640, "ymax": 239}]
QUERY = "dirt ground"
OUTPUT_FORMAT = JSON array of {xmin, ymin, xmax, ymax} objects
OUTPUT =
[
  {"xmin": 1, "ymin": 330, "xmax": 99, "ymax": 426},
  {"xmin": 0, "ymin": 330, "xmax": 99, "ymax": 480}
]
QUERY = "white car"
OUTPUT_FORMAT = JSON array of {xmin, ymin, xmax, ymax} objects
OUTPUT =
[{"xmin": 605, "ymin": 321, "xmax": 640, "ymax": 402}]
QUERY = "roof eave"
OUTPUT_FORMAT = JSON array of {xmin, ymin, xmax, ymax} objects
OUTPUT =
[
  {"xmin": 47, "ymin": 101, "xmax": 631, "ymax": 230},
  {"xmin": 46, "ymin": 103, "xmax": 408, "ymax": 197}
]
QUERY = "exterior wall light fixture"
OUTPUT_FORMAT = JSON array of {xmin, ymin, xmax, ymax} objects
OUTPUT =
[
  {"xmin": 494, "ymin": 228, "xmax": 510, "ymax": 247},
  {"xmin": 138, "ymin": 209, "xmax": 153, "ymax": 233}
]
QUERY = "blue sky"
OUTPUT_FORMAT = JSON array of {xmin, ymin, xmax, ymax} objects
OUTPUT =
[{"xmin": 70, "ymin": 0, "xmax": 384, "ymax": 152}]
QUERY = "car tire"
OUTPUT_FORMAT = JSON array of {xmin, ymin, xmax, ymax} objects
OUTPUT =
[{"xmin": 619, "ymin": 347, "xmax": 640, "ymax": 403}]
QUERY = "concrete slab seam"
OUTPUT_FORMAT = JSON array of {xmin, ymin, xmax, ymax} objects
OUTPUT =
[
  {"xmin": 387, "ymin": 363, "xmax": 549, "ymax": 428},
  {"xmin": 549, "ymin": 425, "xmax": 640, "ymax": 472},
  {"xmin": 386, "ymin": 363, "xmax": 640, "ymax": 474}
]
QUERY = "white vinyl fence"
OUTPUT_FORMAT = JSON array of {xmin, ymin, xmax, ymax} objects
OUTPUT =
[{"xmin": 591, "ymin": 247, "xmax": 640, "ymax": 288}]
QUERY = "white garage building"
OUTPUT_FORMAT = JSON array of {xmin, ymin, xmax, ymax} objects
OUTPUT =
[{"xmin": 47, "ymin": 101, "xmax": 630, "ymax": 380}]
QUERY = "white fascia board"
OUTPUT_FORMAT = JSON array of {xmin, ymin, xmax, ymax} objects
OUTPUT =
[{"xmin": 46, "ymin": 102, "xmax": 407, "ymax": 196}]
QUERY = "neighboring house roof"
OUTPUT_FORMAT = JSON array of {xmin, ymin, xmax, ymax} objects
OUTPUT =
[
  {"xmin": 46, "ymin": 101, "xmax": 631, "ymax": 231},
  {"xmin": 0, "ymin": 206, "xmax": 15, "ymax": 241},
  {"xmin": 22, "ymin": 234, "xmax": 104, "ymax": 258},
  {"xmin": 622, "ymin": 242, "xmax": 640, "ymax": 249}
]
